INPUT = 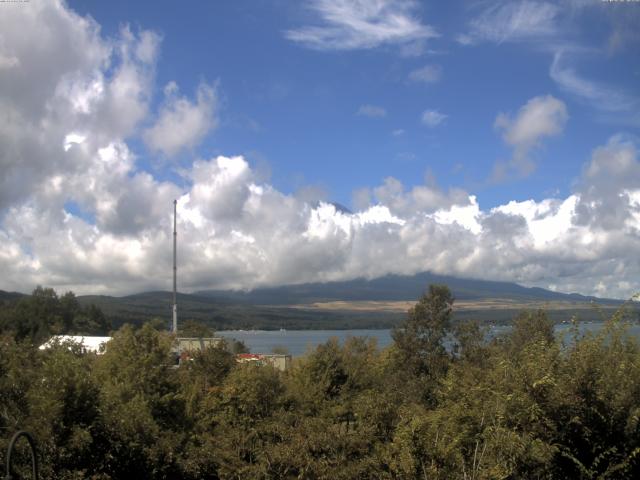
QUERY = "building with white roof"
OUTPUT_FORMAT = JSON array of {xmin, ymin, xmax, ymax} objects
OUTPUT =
[{"xmin": 39, "ymin": 335, "xmax": 112, "ymax": 354}]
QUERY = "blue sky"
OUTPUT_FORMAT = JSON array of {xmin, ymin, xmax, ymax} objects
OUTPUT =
[
  {"xmin": 0, "ymin": 0, "xmax": 639, "ymax": 298},
  {"xmin": 66, "ymin": 0, "xmax": 637, "ymax": 209}
]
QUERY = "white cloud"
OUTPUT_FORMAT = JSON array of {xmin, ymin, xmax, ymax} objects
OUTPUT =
[
  {"xmin": 63, "ymin": 133, "xmax": 86, "ymax": 152},
  {"xmin": 574, "ymin": 135, "xmax": 640, "ymax": 230},
  {"xmin": 144, "ymin": 81, "xmax": 217, "ymax": 157},
  {"xmin": 408, "ymin": 64, "xmax": 442, "ymax": 84},
  {"xmin": 0, "ymin": 0, "xmax": 156, "ymax": 210},
  {"xmin": 366, "ymin": 176, "xmax": 472, "ymax": 219},
  {"xmin": 492, "ymin": 196, "xmax": 578, "ymax": 249},
  {"xmin": 357, "ymin": 104, "xmax": 387, "ymax": 118},
  {"xmin": 463, "ymin": 1, "xmax": 560, "ymax": 45},
  {"xmin": 496, "ymin": 95, "xmax": 568, "ymax": 148},
  {"xmin": 1, "ymin": 0, "xmax": 639, "ymax": 300},
  {"xmin": 3, "ymin": 144, "xmax": 640, "ymax": 298},
  {"xmin": 285, "ymin": 0, "xmax": 438, "ymax": 51},
  {"xmin": 460, "ymin": 3, "xmax": 639, "ymax": 126},
  {"xmin": 0, "ymin": 52, "xmax": 19, "ymax": 69},
  {"xmin": 421, "ymin": 109, "xmax": 447, "ymax": 127},
  {"xmin": 550, "ymin": 50, "xmax": 640, "ymax": 122},
  {"xmin": 493, "ymin": 94, "xmax": 568, "ymax": 179},
  {"xmin": 433, "ymin": 196, "xmax": 482, "ymax": 235}
]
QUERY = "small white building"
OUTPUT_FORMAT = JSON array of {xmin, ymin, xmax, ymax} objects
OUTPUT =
[{"xmin": 39, "ymin": 335, "xmax": 112, "ymax": 354}]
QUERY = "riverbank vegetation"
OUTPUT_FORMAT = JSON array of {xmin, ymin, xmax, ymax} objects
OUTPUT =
[{"xmin": 1, "ymin": 285, "xmax": 639, "ymax": 479}]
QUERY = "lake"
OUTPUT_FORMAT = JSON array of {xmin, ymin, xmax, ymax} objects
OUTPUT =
[{"xmin": 218, "ymin": 322, "xmax": 640, "ymax": 357}]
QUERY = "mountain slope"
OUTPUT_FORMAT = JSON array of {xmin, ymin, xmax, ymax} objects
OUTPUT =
[
  {"xmin": 195, "ymin": 272, "xmax": 623, "ymax": 305},
  {"xmin": 2, "ymin": 272, "xmax": 630, "ymax": 331},
  {"xmin": 76, "ymin": 291, "xmax": 399, "ymax": 330},
  {"xmin": 0, "ymin": 290, "xmax": 26, "ymax": 303}
]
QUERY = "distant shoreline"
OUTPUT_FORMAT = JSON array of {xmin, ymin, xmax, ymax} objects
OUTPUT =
[{"xmin": 216, "ymin": 322, "xmax": 640, "ymax": 356}]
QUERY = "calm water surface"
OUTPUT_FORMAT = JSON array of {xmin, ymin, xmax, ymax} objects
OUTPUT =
[{"xmin": 218, "ymin": 322, "xmax": 640, "ymax": 357}]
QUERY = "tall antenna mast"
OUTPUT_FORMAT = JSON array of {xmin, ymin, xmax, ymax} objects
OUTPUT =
[{"xmin": 172, "ymin": 199, "xmax": 178, "ymax": 334}]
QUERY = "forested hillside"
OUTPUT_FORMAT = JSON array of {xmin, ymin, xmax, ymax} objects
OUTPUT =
[
  {"xmin": 2, "ymin": 272, "xmax": 631, "ymax": 333},
  {"xmin": 1, "ymin": 285, "xmax": 639, "ymax": 479},
  {"xmin": 76, "ymin": 291, "xmax": 402, "ymax": 330}
]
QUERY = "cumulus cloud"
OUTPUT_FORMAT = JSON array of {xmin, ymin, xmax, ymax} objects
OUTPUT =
[
  {"xmin": 285, "ymin": 0, "xmax": 438, "ymax": 51},
  {"xmin": 408, "ymin": 64, "xmax": 442, "ymax": 84},
  {"xmin": 574, "ymin": 135, "xmax": 640, "ymax": 230},
  {"xmin": 421, "ymin": 109, "xmax": 447, "ymax": 127},
  {"xmin": 1, "ymin": 0, "xmax": 639, "ymax": 300},
  {"xmin": 493, "ymin": 94, "xmax": 568, "ymax": 180},
  {"xmin": 3, "ymin": 143, "xmax": 640, "ymax": 297},
  {"xmin": 356, "ymin": 104, "xmax": 387, "ymax": 118},
  {"xmin": 144, "ymin": 81, "xmax": 218, "ymax": 156},
  {"xmin": 496, "ymin": 95, "xmax": 568, "ymax": 148},
  {"xmin": 0, "ymin": 0, "xmax": 157, "ymax": 210}
]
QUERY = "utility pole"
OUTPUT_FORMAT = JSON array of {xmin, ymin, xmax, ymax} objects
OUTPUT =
[{"xmin": 172, "ymin": 199, "xmax": 178, "ymax": 335}]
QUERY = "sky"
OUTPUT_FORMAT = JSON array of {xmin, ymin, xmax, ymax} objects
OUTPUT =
[{"xmin": 0, "ymin": 0, "xmax": 639, "ymax": 298}]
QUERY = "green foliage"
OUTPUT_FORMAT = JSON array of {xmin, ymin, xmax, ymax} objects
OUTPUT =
[
  {"xmin": 392, "ymin": 284, "xmax": 454, "ymax": 404},
  {"xmin": 509, "ymin": 309, "xmax": 555, "ymax": 353},
  {"xmin": 0, "ymin": 286, "xmax": 110, "ymax": 344},
  {"xmin": 393, "ymin": 284, "xmax": 453, "ymax": 371},
  {"xmin": 1, "ymin": 285, "xmax": 640, "ymax": 479}
]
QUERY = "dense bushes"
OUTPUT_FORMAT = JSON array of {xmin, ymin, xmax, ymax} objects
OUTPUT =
[{"xmin": 1, "ymin": 285, "xmax": 639, "ymax": 479}]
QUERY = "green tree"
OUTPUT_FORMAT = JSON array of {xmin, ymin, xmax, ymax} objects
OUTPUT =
[
  {"xmin": 550, "ymin": 313, "xmax": 640, "ymax": 479},
  {"xmin": 73, "ymin": 304, "xmax": 111, "ymax": 335},
  {"xmin": 206, "ymin": 364, "xmax": 285, "ymax": 479},
  {"xmin": 392, "ymin": 284, "xmax": 454, "ymax": 404},
  {"xmin": 508, "ymin": 309, "xmax": 555, "ymax": 354},
  {"xmin": 59, "ymin": 291, "xmax": 81, "ymax": 333},
  {"xmin": 179, "ymin": 341, "xmax": 236, "ymax": 419},
  {"xmin": 10, "ymin": 286, "xmax": 63, "ymax": 343},
  {"xmin": 0, "ymin": 287, "xmax": 110, "ymax": 342},
  {"xmin": 28, "ymin": 341, "xmax": 109, "ymax": 479},
  {"xmin": 93, "ymin": 324, "xmax": 186, "ymax": 478}
]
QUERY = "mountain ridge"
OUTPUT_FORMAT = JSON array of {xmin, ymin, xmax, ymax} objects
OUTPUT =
[
  {"xmin": 194, "ymin": 272, "xmax": 623, "ymax": 305},
  {"xmin": 1, "ymin": 273, "xmax": 630, "ymax": 331},
  {"xmin": 0, "ymin": 272, "xmax": 625, "ymax": 305}
]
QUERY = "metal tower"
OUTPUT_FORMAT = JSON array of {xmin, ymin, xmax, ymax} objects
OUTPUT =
[{"xmin": 172, "ymin": 199, "xmax": 178, "ymax": 334}]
